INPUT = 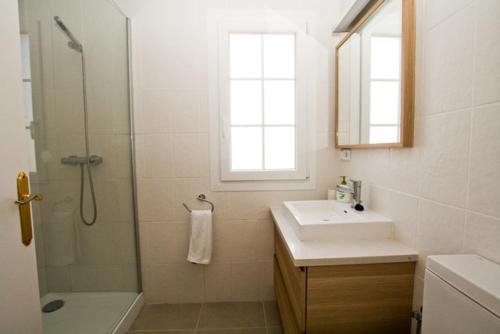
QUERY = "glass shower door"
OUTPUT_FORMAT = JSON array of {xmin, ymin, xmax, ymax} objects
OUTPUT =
[{"xmin": 18, "ymin": 0, "xmax": 140, "ymax": 332}]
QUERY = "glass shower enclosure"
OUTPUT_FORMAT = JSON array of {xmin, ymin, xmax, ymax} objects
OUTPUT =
[{"xmin": 18, "ymin": 0, "xmax": 140, "ymax": 332}]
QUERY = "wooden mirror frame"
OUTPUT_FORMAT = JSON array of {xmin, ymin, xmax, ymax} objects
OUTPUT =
[{"xmin": 335, "ymin": 0, "xmax": 415, "ymax": 148}]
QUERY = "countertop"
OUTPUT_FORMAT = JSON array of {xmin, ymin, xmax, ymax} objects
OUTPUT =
[{"xmin": 271, "ymin": 206, "xmax": 418, "ymax": 267}]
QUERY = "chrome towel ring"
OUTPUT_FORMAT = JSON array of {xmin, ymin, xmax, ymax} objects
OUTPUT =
[{"xmin": 182, "ymin": 194, "xmax": 214, "ymax": 213}]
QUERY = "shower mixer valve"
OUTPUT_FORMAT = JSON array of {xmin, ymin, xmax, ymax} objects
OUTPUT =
[{"xmin": 61, "ymin": 155, "xmax": 103, "ymax": 166}]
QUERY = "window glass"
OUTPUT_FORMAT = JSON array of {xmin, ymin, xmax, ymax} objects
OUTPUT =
[
  {"xmin": 231, "ymin": 127, "xmax": 263, "ymax": 170},
  {"xmin": 370, "ymin": 36, "xmax": 400, "ymax": 80},
  {"xmin": 230, "ymin": 34, "xmax": 262, "ymax": 78},
  {"xmin": 263, "ymin": 34, "xmax": 295, "ymax": 78},
  {"xmin": 264, "ymin": 127, "xmax": 295, "ymax": 169},
  {"xmin": 264, "ymin": 80, "xmax": 295, "ymax": 125},
  {"xmin": 370, "ymin": 81, "xmax": 399, "ymax": 125},
  {"xmin": 230, "ymin": 80, "xmax": 262, "ymax": 125}
]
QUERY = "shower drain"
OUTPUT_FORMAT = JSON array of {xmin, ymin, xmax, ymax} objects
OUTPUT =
[{"xmin": 42, "ymin": 299, "xmax": 64, "ymax": 313}]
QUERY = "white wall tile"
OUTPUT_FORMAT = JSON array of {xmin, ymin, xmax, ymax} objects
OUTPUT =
[
  {"xmin": 122, "ymin": 264, "xmax": 139, "ymax": 291},
  {"xmin": 416, "ymin": 200, "xmax": 466, "ymax": 277},
  {"xmin": 212, "ymin": 220, "xmax": 258, "ymax": 263},
  {"xmin": 464, "ymin": 213, "xmax": 500, "ymax": 264},
  {"xmin": 473, "ymin": 0, "xmax": 500, "ymax": 105},
  {"xmin": 136, "ymin": 134, "xmax": 174, "ymax": 178},
  {"xmin": 96, "ymin": 265, "xmax": 124, "ymax": 292},
  {"xmin": 423, "ymin": 7, "xmax": 474, "ymax": 115},
  {"xmin": 140, "ymin": 222, "xmax": 188, "ymax": 265},
  {"xmin": 370, "ymin": 187, "xmax": 418, "ymax": 248},
  {"xmin": 389, "ymin": 146, "xmax": 422, "ymax": 195},
  {"xmin": 168, "ymin": 91, "xmax": 202, "ymax": 133},
  {"xmin": 142, "ymin": 264, "xmax": 178, "ymax": 304},
  {"xmin": 136, "ymin": 89, "xmax": 172, "ymax": 134},
  {"xmin": 137, "ymin": 178, "xmax": 173, "ymax": 222},
  {"xmin": 230, "ymin": 262, "xmax": 268, "ymax": 301},
  {"xmin": 46, "ymin": 265, "xmax": 72, "ymax": 292},
  {"xmin": 70, "ymin": 265, "xmax": 98, "ymax": 292},
  {"xmin": 172, "ymin": 134, "xmax": 204, "ymax": 177},
  {"xmin": 419, "ymin": 110, "xmax": 470, "ymax": 207},
  {"xmin": 468, "ymin": 105, "xmax": 500, "ymax": 217},
  {"xmin": 204, "ymin": 263, "xmax": 233, "ymax": 302},
  {"xmin": 424, "ymin": 0, "xmax": 474, "ymax": 29},
  {"xmin": 177, "ymin": 262, "xmax": 205, "ymax": 303}
]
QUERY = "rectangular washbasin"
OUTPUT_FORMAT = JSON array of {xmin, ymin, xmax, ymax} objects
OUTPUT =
[{"xmin": 283, "ymin": 200, "xmax": 394, "ymax": 241}]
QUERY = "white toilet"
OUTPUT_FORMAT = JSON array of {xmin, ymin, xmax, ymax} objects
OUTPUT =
[{"xmin": 422, "ymin": 254, "xmax": 500, "ymax": 333}]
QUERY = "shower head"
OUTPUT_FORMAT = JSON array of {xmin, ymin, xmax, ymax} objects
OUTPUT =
[{"xmin": 53, "ymin": 16, "xmax": 83, "ymax": 52}]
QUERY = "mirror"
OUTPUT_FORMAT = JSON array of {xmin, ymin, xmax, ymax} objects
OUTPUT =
[{"xmin": 335, "ymin": 0, "xmax": 415, "ymax": 148}]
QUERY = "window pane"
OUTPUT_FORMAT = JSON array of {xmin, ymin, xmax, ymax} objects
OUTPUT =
[
  {"xmin": 264, "ymin": 127, "xmax": 295, "ymax": 169},
  {"xmin": 263, "ymin": 34, "xmax": 295, "ymax": 78},
  {"xmin": 230, "ymin": 34, "xmax": 262, "ymax": 78},
  {"xmin": 264, "ymin": 80, "xmax": 295, "ymax": 125},
  {"xmin": 371, "ymin": 36, "xmax": 401, "ymax": 80},
  {"xmin": 231, "ymin": 80, "xmax": 262, "ymax": 125},
  {"xmin": 231, "ymin": 127, "xmax": 263, "ymax": 170},
  {"xmin": 369, "ymin": 126, "xmax": 399, "ymax": 143},
  {"xmin": 370, "ymin": 81, "xmax": 399, "ymax": 125}
]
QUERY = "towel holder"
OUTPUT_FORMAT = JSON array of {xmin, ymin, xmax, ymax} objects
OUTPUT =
[{"xmin": 183, "ymin": 194, "xmax": 214, "ymax": 213}]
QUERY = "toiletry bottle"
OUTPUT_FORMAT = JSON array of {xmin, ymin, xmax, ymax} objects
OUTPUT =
[{"xmin": 336, "ymin": 176, "xmax": 352, "ymax": 202}]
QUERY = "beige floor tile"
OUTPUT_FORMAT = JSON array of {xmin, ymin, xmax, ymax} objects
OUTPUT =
[
  {"xmin": 266, "ymin": 327, "xmax": 283, "ymax": 334},
  {"xmin": 196, "ymin": 329, "xmax": 267, "ymax": 334},
  {"xmin": 197, "ymin": 302, "xmax": 265, "ymax": 329},
  {"xmin": 129, "ymin": 331, "xmax": 194, "ymax": 334},
  {"xmin": 263, "ymin": 302, "xmax": 281, "ymax": 327},
  {"xmin": 131, "ymin": 303, "xmax": 201, "ymax": 330}
]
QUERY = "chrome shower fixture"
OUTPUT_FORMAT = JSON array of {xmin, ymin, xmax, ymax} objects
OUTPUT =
[
  {"xmin": 61, "ymin": 155, "xmax": 103, "ymax": 166},
  {"xmin": 53, "ymin": 16, "xmax": 83, "ymax": 52},
  {"xmin": 54, "ymin": 16, "xmax": 97, "ymax": 226}
]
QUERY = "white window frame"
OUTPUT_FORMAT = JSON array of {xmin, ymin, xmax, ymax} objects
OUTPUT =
[{"xmin": 208, "ymin": 12, "xmax": 315, "ymax": 191}]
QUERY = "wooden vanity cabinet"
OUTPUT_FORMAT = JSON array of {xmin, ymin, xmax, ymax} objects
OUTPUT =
[{"xmin": 274, "ymin": 230, "xmax": 416, "ymax": 334}]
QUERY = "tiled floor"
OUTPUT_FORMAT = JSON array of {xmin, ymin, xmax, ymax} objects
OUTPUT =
[{"xmin": 128, "ymin": 301, "xmax": 282, "ymax": 334}]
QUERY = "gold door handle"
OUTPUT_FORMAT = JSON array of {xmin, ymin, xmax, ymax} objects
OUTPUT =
[
  {"xmin": 15, "ymin": 172, "xmax": 43, "ymax": 246},
  {"xmin": 15, "ymin": 193, "xmax": 43, "ymax": 205}
]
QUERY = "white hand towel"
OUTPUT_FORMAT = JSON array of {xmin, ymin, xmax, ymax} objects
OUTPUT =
[{"xmin": 187, "ymin": 210, "xmax": 213, "ymax": 264}]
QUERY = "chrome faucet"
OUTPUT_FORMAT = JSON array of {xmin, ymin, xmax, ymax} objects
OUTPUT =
[{"xmin": 350, "ymin": 179, "xmax": 364, "ymax": 211}]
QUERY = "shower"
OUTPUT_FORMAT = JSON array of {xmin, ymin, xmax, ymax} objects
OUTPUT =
[
  {"xmin": 54, "ymin": 16, "xmax": 101, "ymax": 226},
  {"xmin": 53, "ymin": 16, "xmax": 82, "ymax": 52}
]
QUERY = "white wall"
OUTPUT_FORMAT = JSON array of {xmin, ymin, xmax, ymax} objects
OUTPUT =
[
  {"xmin": 131, "ymin": 0, "xmax": 339, "ymax": 304},
  {"xmin": 338, "ymin": 0, "xmax": 500, "ymax": 315}
]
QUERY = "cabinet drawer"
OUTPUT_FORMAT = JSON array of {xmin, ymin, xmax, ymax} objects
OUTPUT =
[
  {"xmin": 274, "ymin": 257, "xmax": 301, "ymax": 334},
  {"xmin": 274, "ymin": 229, "xmax": 306, "ymax": 331},
  {"xmin": 306, "ymin": 262, "xmax": 415, "ymax": 334}
]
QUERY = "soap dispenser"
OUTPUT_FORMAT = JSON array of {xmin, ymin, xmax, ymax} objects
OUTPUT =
[{"xmin": 336, "ymin": 176, "xmax": 352, "ymax": 202}]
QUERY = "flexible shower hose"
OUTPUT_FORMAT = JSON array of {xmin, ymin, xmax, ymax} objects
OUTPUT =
[{"xmin": 78, "ymin": 50, "xmax": 98, "ymax": 226}]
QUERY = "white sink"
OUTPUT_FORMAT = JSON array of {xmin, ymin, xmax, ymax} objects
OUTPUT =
[{"xmin": 283, "ymin": 200, "xmax": 393, "ymax": 241}]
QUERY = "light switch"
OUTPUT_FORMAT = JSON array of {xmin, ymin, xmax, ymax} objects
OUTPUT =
[{"xmin": 340, "ymin": 148, "xmax": 351, "ymax": 161}]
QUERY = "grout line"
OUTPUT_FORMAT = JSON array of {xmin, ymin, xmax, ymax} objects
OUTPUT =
[
  {"xmin": 462, "ymin": 0, "xmax": 480, "ymax": 254},
  {"xmin": 194, "ymin": 303, "xmax": 203, "ymax": 333},
  {"xmin": 425, "ymin": 0, "xmax": 476, "ymax": 33},
  {"xmin": 262, "ymin": 300, "xmax": 268, "ymax": 328}
]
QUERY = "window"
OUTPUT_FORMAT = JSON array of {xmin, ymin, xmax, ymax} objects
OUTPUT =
[
  {"xmin": 210, "ymin": 17, "xmax": 311, "ymax": 187},
  {"xmin": 229, "ymin": 33, "xmax": 296, "ymax": 172},
  {"xmin": 369, "ymin": 36, "xmax": 401, "ymax": 143}
]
